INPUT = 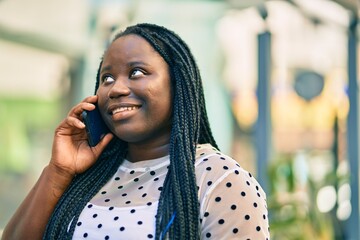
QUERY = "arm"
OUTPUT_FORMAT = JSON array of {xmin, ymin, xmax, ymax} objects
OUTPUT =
[
  {"xmin": 2, "ymin": 95, "xmax": 113, "ymax": 240},
  {"xmin": 1, "ymin": 165, "xmax": 73, "ymax": 240}
]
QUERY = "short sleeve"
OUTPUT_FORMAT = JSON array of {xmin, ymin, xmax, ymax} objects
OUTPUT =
[{"xmin": 199, "ymin": 169, "xmax": 270, "ymax": 240}]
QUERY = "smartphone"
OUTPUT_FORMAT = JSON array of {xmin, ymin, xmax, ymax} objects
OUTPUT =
[{"xmin": 81, "ymin": 104, "xmax": 109, "ymax": 147}]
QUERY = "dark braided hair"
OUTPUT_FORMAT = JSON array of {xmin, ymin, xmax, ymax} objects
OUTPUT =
[{"xmin": 44, "ymin": 23, "xmax": 218, "ymax": 240}]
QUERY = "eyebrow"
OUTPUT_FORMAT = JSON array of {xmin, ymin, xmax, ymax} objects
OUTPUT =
[
  {"xmin": 128, "ymin": 61, "xmax": 151, "ymax": 68},
  {"xmin": 100, "ymin": 65, "xmax": 112, "ymax": 74},
  {"xmin": 100, "ymin": 61, "xmax": 151, "ymax": 74}
]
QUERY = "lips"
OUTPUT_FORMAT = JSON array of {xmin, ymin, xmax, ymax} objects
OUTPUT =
[
  {"xmin": 112, "ymin": 106, "xmax": 140, "ymax": 115},
  {"xmin": 108, "ymin": 103, "xmax": 142, "ymax": 116}
]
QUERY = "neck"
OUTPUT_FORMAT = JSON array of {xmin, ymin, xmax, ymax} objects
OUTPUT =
[{"xmin": 127, "ymin": 140, "xmax": 170, "ymax": 163}]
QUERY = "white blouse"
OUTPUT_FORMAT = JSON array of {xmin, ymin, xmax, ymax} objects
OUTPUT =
[{"xmin": 72, "ymin": 144, "xmax": 270, "ymax": 239}]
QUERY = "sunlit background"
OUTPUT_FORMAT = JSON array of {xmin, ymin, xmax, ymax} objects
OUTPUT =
[{"xmin": 0, "ymin": 0, "xmax": 359, "ymax": 239}]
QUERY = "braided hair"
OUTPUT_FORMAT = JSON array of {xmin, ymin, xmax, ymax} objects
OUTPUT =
[{"xmin": 44, "ymin": 23, "xmax": 218, "ymax": 240}]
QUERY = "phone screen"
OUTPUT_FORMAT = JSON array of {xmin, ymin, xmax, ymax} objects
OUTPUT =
[{"xmin": 82, "ymin": 105, "xmax": 109, "ymax": 147}]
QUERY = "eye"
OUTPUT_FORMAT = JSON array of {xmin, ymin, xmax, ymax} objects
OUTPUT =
[
  {"xmin": 102, "ymin": 75, "xmax": 115, "ymax": 83},
  {"xmin": 130, "ymin": 69, "xmax": 145, "ymax": 78}
]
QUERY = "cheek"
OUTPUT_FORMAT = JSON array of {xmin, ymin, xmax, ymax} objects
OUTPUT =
[
  {"xmin": 96, "ymin": 87, "xmax": 108, "ymax": 111},
  {"xmin": 96, "ymin": 86, "xmax": 107, "ymax": 100}
]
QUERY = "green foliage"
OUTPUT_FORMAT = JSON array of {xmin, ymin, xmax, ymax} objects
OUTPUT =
[{"xmin": 0, "ymin": 97, "xmax": 62, "ymax": 173}]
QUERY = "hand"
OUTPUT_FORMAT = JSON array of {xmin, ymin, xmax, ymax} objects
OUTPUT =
[{"xmin": 50, "ymin": 95, "xmax": 113, "ymax": 179}]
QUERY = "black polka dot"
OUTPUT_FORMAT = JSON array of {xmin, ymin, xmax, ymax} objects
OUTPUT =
[
  {"xmin": 93, "ymin": 214, "xmax": 98, "ymax": 218},
  {"xmin": 138, "ymin": 186, "xmax": 144, "ymax": 190},
  {"xmin": 256, "ymin": 226, "xmax": 261, "ymax": 231},
  {"xmin": 263, "ymin": 214, "xmax": 266, "ymax": 219},
  {"xmin": 118, "ymin": 185, "xmax": 123, "ymax": 189},
  {"xmin": 249, "ymin": 172, "xmax": 252, "ymax": 177},
  {"xmin": 142, "ymin": 193, "xmax": 147, "ymax": 197},
  {"xmin": 246, "ymin": 181, "xmax": 250, "ymax": 186},
  {"xmin": 220, "ymin": 157, "xmax": 225, "ymax": 160},
  {"xmin": 147, "ymin": 202, "xmax": 152, "ymax": 206},
  {"xmin": 158, "ymin": 187, "xmax": 163, "ymax": 191},
  {"xmin": 109, "ymin": 206, "xmax": 114, "ymax": 211},
  {"xmin": 130, "ymin": 170, "xmax": 135, "ymax": 174},
  {"xmin": 134, "ymin": 178, "xmax": 139, "ymax": 182},
  {"xmin": 253, "ymin": 202, "xmax": 258, "ymax": 208},
  {"xmin": 114, "ymin": 216, "xmax": 119, "ymax": 221},
  {"xmin": 203, "ymin": 158, "xmax": 208, "ymax": 161},
  {"xmin": 98, "ymin": 224, "xmax": 102, "ymax": 228},
  {"xmin": 154, "ymin": 177, "xmax": 159, "ymax": 181},
  {"xmin": 206, "ymin": 167, "xmax": 212, "ymax": 171},
  {"xmin": 200, "ymin": 152, "xmax": 205, "ymax": 156},
  {"xmin": 88, "ymin": 204, "xmax": 93, "ymax": 208},
  {"xmin": 122, "ymin": 193, "xmax": 127, "ymax": 197},
  {"xmin": 105, "ymin": 236, "xmax": 109, "ymax": 240},
  {"xmin": 223, "ymin": 166, "xmax": 229, "ymax": 170},
  {"xmin": 150, "ymin": 171, "xmax": 156, "ymax": 175},
  {"xmin": 83, "ymin": 233, "xmax": 88, "ymax": 238},
  {"xmin": 204, "ymin": 212, "xmax": 209, "ymax": 217},
  {"xmin": 215, "ymin": 197, "xmax": 221, "ymax": 202},
  {"xmin": 130, "ymin": 209, "xmax": 136, "ymax": 213},
  {"xmin": 105, "ymin": 199, "xmax": 110, "ymax": 202},
  {"xmin": 125, "ymin": 201, "xmax": 131, "ymax": 204},
  {"xmin": 257, "ymin": 193, "xmax": 261, "ymax": 197},
  {"xmin": 245, "ymin": 215, "xmax": 250, "ymax": 220},
  {"xmin": 241, "ymin": 191, "xmax": 246, "ymax": 197},
  {"xmin": 207, "ymin": 181, "xmax": 212, "ymax": 186},
  {"xmin": 256, "ymin": 185, "xmax": 259, "ymax": 191},
  {"xmin": 231, "ymin": 204, "xmax": 237, "ymax": 210},
  {"xmin": 234, "ymin": 170, "xmax": 239, "ymax": 175},
  {"xmin": 114, "ymin": 177, "xmax": 120, "ymax": 181},
  {"xmin": 226, "ymin": 182, "xmax": 232, "ymax": 187},
  {"xmin": 101, "ymin": 191, "xmax": 107, "ymax": 195},
  {"xmin": 206, "ymin": 232, "xmax": 211, "ymax": 238},
  {"xmin": 218, "ymin": 219, "xmax": 225, "ymax": 224},
  {"xmin": 119, "ymin": 227, "xmax": 125, "ymax": 231},
  {"xmin": 138, "ymin": 221, "xmax": 143, "ymax": 225},
  {"xmin": 147, "ymin": 234, "xmax": 153, "ymax": 239},
  {"xmin": 77, "ymin": 222, "xmax": 82, "ymax": 226},
  {"xmin": 233, "ymin": 228, "xmax": 239, "ymax": 234}
]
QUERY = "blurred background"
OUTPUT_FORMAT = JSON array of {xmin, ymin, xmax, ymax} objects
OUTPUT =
[{"xmin": 0, "ymin": 0, "xmax": 359, "ymax": 239}]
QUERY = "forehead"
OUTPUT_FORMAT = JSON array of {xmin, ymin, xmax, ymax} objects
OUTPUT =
[{"xmin": 103, "ymin": 34, "xmax": 160, "ymax": 62}]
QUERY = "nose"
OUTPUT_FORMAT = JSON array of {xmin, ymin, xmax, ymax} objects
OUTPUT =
[{"xmin": 108, "ymin": 77, "xmax": 131, "ymax": 99}]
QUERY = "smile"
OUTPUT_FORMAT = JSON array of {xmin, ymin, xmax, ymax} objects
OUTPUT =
[{"xmin": 111, "ymin": 106, "xmax": 140, "ymax": 115}]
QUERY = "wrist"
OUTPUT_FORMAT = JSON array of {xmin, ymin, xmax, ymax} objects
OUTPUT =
[{"xmin": 44, "ymin": 164, "xmax": 74, "ymax": 197}]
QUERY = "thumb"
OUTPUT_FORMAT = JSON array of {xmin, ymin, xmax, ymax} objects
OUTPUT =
[{"xmin": 92, "ymin": 133, "xmax": 114, "ymax": 157}]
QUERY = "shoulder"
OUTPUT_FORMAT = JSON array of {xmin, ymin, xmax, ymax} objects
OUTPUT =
[
  {"xmin": 194, "ymin": 143, "xmax": 266, "ymax": 203},
  {"xmin": 195, "ymin": 144, "xmax": 270, "ymax": 239}
]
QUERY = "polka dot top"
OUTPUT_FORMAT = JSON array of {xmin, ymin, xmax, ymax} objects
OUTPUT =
[{"xmin": 72, "ymin": 143, "xmax": 270, "ymax": 239}]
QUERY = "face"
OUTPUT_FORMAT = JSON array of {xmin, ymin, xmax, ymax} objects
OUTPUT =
[{"xmin": 97, "ymin": 34, "xmax": 172, "ymax": 145}]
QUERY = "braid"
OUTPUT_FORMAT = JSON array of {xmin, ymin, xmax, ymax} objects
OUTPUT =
[
  {"xmin": 44, "ymin": 23, "xmax": 218, "ymax": 240},
  {"xmin": 113, "ymin": 23, "xmax": 218, "ymax": 239}
]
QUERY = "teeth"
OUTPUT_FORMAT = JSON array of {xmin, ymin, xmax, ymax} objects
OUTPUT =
[{"xmin": 112, "ymin": 106, "xmax": 138, "ymax": 115}]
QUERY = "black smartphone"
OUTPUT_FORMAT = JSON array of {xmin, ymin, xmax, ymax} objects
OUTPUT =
[{"xmin": 81, "ymin": 104, "xmax": 109, "ymax": 147}]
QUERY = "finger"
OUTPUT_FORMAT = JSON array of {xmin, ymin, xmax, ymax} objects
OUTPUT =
[
  {"xmin": 65, "ymin": 116, "xmax": 86, "ymax": 129},
  {"xmin": 81, "ymin": 95, "xmax": 98, "ymax": 104},
  {"xmin": 69, "ymin": 102, "xmax": 96, "ymax": 117},
  {"xmin": 92, "ymin": 133, "xmax": 114, "ymax": 156},
  {"xmin": 68, "ymin": 96, "xmax": 98, "ymax": 117}
]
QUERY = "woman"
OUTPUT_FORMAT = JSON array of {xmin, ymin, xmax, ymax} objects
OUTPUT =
[{"xmin": 2, "ymin": 23, "xmax": 269, "ymax": 240}]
